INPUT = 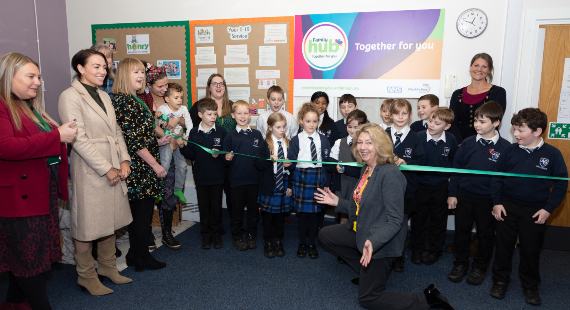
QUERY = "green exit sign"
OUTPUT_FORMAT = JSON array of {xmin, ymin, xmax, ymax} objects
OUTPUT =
[{"xmin": 548, "ymin": 122, "xmax": 570, "ymax": 139}]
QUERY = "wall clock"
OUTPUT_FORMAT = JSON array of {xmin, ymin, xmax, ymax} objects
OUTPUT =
[{"xmin": 457, "ymin": 8, "xmax": 488, "ymax": 38}]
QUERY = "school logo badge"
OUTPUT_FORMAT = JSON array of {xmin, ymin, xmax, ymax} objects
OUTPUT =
[
  {"xmin": 540, "ymin": 158, "xmax": 549, "ymax": 167},
  {"xmin": 405, "ymin": 148, "xmax": 412, "ymax": 156},
  {"xmin": 443, "ymin": 147, "xmax": 450, "ymax": 156},
  {"xmin": 491, "ymin": 151, "xmax": 500, "ymax": 160},
  {"xmin": 214, "ymin": 138, "xmax": 221, "ymax": 146},
  {"xmin": 326, "ymin": 130, "xmax": 331, "ymax": 137},
  {"xmin": 324, "ymin": 149, "xmax": 329, "ymax": 156},
  {"xmin": 253, "ymin": 138, "xmax": 259, "ymax": 147}
]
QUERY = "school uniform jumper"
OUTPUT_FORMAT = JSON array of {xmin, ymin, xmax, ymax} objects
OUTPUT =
[
  {"xmin": 410, "ymin": 120, "xmax": 428, "ymax": 133},
  {"xmin": 385, "ymin": 126, "xmax": 426, "ymax": 213},
  {"xmin": 223, "ymin": 126, "xmax": 263, "ymax": 240},
  {"xmin": 449, "ymin": 134, "xmax": 511, "ymax": 271},
  {"xmin": 335, "ymin": 118, "xmax": 348, "ymax": 139},
  {"xmin": 490, "ymin": 141, "xmax": 568, "ymax": 290},
  {"xmin": 412, "ymin": 131, "xmax": 457, "ymax": 255},
  {"xmin": 288, "ymin": 131, "xmax": 332, "ymax": 245},
  {"xmin": 254, "ymin": 136, "xmax": 292, "ymax": 242},
  {"xmin": 180, "ymin": 123, "xmax": 226, "ymax": 240}
]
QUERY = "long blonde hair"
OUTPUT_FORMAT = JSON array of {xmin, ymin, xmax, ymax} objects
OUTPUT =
[
  {"xmin": 0, "ymin": 52, "xmax": 57, "ymax": 131},
  {"xmin": 352, "ymin": 123, "xmax": 397, "ymax": 166},
  {"xmin": 112, "ymin": 58, "xmax": 145, "ymax": 95},
  {"xmin": 265, "ymin": 112, "xmax": 290, "ymax": 154}
]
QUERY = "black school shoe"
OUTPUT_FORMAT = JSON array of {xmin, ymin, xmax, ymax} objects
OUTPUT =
[
  {"xmin": 201, "ymin": 238, "xmax": 212, "ymax": 250},
  {"xmin": 489, "ymin": 281, "xmax": 509, "ymax": 299},
  {"xmin": 351, "ymin": 278, "xmax": 359, "ymax": 286},
  {"xmin": 308, "ymin": 245, "xmax": 318, "ymax": 259},
  {"xmin": 213, "ymin": 236, "xmax": 223, "ymax": 249},
  {"xmin": 448, "ymin": 265, "xmax": 469, "ymax": 283},
  {"xmin": 296, "ymin": 244, "xmax": 307, "ymax": 258},
  {"xmin": 523, "ymin": 289, "xmax": 541, "ymax": 306},
  {"xmin": 264, "ymin": 241, "xmax": 275, "ymax": 258},
  {"xmin": 274, "ymin": 240, "xmax": 285, "ymax": 257},
  {"xmin": 466, "ymin": 267, "xmax": 486, "ymax": 285},
  {"xmin": 246, "ymin": 234, "xmax": 257, "ymax": 249},
  {"xmin": 422, "ymin": 252, "xmax": 441, "ymax": 265},
  {"xmin": 392, "ymin": 256, "xmax": 405, "ymax": 272},
  {"xmin": 411, "ymin": 251, "xmax": 423, "ymax": 265},
  {"xmin": 423, "ymin": 283, "xmax": 455, "ymax": 310},
  {"xmin": 233, "ymin": 239, "xmax": 248, "ymax": 251}
]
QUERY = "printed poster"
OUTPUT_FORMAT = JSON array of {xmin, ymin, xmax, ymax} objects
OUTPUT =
[
  {"xmin": 294, "ymin": 9, "xmax": 445, "ymax": 97},
  {"xmin": 157, "ymin": 60, "xmax": 181, "ymax": 79},
  {"xmin": 126, "ymin": 34, "xmax": 150, "ymax": 54},
  {"xmin": 196, "ymin": 27, "xmax": 214, "ymax": 44},
  {"xmin": 103, "ymin": 38, "xmax": 116, "ymax": 53}
]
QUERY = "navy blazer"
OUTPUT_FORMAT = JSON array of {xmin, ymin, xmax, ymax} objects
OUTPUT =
[
  {"xmin": 287, "ymin": 133, "xmax": 333, "ymax": 190},
  {"xmin": 254, "ymin": 140, "xmax": 294, "ymax": 196},
  {"xmin": 337, "ymin": 163, "xmax": 407, "ymax": 259}
]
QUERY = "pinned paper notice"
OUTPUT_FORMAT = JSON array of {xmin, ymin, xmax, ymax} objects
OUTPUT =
[
  {"xmin": 256, "ymin": 70, "xmax": 280, "ymax": 79},
  {"xmin": 226, "ymin": 45, "xmax": 248, "ymax": 55},
  {"xmin": 224, "ymin": 55, "xmax": 250, "ymax": 65},
  {"xmin": 195, "ymin": 77, "xmax": 208, "ymax": 87},
  {"xmin": 258, "ymin": 79, "xmax": 277, "ymax": 89},
  {"xmin": 196, "ymin": 47, "xmax": 214, "ymax": 55},
  {"xmin": 197, "ymin": 88, "xmax": 206, "ymax": 100},
  {"xmin": 224, "ymin": 67, "xmax": 249, "ymax": 85},
  {"xmin": 227, "ymin": 87, "xmax": 250, "ymax": 97},
  {"xmin": 259, "ymin": 46, "xmax": 276, "ymax": 66},
  {"xmin": 196, "ymin": 27, "xmax": 214, "ymax": 44},
  {"xmin": 198, "ymin": 68, "xmax": 217, "ymax": 77},
  {"xmin": 557, "ymin": 58, "xmax": 570, "ymax": 122},
  {"xmin": 264, "ymin": 24, "xmax": 287, "ymax": 43},
  {"xmin": 195, "ymin": 54, "xmax": 216, "ymax": 65}
]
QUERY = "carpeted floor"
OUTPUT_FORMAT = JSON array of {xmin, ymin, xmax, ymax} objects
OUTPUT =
[{"xmin": 1, "ymin": 213, "xmax": 569, "ymax": 309}]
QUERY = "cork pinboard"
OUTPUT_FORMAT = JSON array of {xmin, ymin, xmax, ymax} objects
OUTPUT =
[
  {"xmin": 189, "ymin": 17, "xmax": 294, "ymax": 113},
  {"xmin": 91, "ymin": 21, "xmax": 192, "ymax": 106}
]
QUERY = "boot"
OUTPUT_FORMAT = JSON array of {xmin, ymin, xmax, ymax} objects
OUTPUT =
[
  {"xmin": 74, "ymin": 250, "xmax": 113, "ymax": 296},
  {"xmin": 97, "ymin": 236, "xmax": 132, "ymax": 284},
  {"xmin": 161, "ymin": 209, "xmax": 181, "ymax": 250}
]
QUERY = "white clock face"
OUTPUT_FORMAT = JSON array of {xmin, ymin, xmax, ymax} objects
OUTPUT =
[{"xmin": 457, "ymin": 8, "xmax": 488, "ymax": 38}]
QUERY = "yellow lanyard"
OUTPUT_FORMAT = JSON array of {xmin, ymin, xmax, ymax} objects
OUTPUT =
[{"xmin": 353, "ymin": 167, "xmax": 372, "ymax": 231}]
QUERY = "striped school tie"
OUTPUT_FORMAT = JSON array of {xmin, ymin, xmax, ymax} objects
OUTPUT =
[
  {"xmin": 309, "ymin": 137, "xmax": 318, "ymax": 165},
  {"xmin": 276, "ymin": 141, "xmax": 284, "ymax": 190},
  {"xmin": 394, "ymin": 132, "xmax": 403, "ymax": 148}
]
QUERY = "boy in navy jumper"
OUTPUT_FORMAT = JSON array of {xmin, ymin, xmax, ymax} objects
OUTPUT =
[
  {"xmin": 411, "ymin": 94, "xmax": 439, "ymax": 132},
  {"xmin": 224, "ymin": 100, "xmax": 264, "ymax": 251},
  {"xmin": 385, "ymin": 99, "xmax": 426, "ymax": 272},
  {"xmin": 446, "ymin": 101, "xmax": 511, "ymax": 285},
  {"xmin": 180, "ymin": 98, "xmax": 226, "ymax": 250},
  {"xmin": 489, "ymin": 108, "xmax": 568, "ymax": 305},
  {"xmin": 335, "ymin": 94, "xmax": 358, "ymax": 139},
  {"xmin": 412, "ymin": 107, "xmax": 457, "ymax": 266}
]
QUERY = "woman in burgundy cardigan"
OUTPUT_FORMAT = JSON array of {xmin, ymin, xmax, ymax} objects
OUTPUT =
[{"xmin": 0, "ymin": 52, "xmax": 77, "ymax": 310}]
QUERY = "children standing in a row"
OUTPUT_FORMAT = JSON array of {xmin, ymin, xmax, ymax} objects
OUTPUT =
[{"xmin": 256, "ymin": 85, "xmax": 298, "ymax": 139}]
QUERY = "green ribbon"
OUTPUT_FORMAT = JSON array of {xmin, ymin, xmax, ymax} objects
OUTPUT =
[{"xmin": 158, "ymin": 115, "xmax": 570, "ymax": 181}]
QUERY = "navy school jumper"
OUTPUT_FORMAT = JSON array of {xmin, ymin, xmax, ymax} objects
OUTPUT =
[
  {"xmin": 179, "ymin": 124, "xmax": 226, "ymax": 185},
  {"xmin": 416, "ymin": 131, "xmax": 458, "ymax": 186},
  {"xmin": 223, "ymin": 128, "xmax": 264, "ymax": 187},
  {"xmin": 385, "ymin": 127, "xmax": 426, "ymax": 199}
]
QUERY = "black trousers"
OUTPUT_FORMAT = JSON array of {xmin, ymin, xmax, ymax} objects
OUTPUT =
[
  {"xmin": 230, "ymin": 184, "xmax": 259, "ymax": 240},
  {"xmin": 128, "ymin": 198, "xmax": 154, "ymax": 259},
  {"xmin": 5, "ymin": 271, "xmax": 51, "ymax": 310},
  {"xmin": 223, "ymin": 166, "xmax": 233, "ymax": 218},
  {"xmin": 319, "ymin": 224, "xmax": 429, "ymax": 310},
  {"xmin": 262, "ymin": 211, "xmax": 285, "ymax": 241},
  {"xmin": 492, "ymin": 199, "xmax": 546, "ymax": 290},
  {"xmin": 453, "ymin": 190, "xmax": 496, "ymax": 271},
  {"xmin": 196, "ymin": 184, "xmax": 224, "ymax": 240},
  {"xmin": 412, "ymin": 182, "xmax": 449, "ymax": 255}
]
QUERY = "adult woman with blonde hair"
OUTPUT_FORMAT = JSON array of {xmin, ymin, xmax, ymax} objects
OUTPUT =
[
  {"xmin": 316, "ymin": 123, "xmax": 454, "ymax": 310},
  {"xmin": 0, "ymin": 52, "xmax": 77, "ymax": 309},
  {"xmin": 113, "ymin": 58, "xmax": 167, "ymax": 271},
  {"xmin": 59, "ymin": 49, "xmax": 133, "ymax": 296}
]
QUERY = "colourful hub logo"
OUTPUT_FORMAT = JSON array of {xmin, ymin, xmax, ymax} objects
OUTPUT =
[{"xmin": 302, "ymin": 22, "xmax": 348, "ymax": 71}]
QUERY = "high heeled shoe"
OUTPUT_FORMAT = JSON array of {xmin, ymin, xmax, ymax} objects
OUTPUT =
[
  {"xmin": 96, "ymin": 236, "xmax": 132, "ymax": 284},
  {"xmin": 74, "ymin": 250, "xmax": 113, "ymax": 296}
]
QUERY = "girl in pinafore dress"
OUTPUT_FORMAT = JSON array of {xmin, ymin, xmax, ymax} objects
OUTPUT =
[{"xmin": 287, "ymin": 103, "xmax": 332, "ymax": 260}]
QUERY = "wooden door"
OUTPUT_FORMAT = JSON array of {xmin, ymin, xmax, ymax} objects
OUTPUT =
[{"xmin": 538, "ymin": 25, "xmax": 570, "ymax": 227}]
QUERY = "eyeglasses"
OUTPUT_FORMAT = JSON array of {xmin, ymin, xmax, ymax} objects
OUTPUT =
[{"xmin": 211, "ymin": 82, "xmax": 225, "ymax": 88}]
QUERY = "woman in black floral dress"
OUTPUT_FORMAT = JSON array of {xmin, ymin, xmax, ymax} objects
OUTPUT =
[
  {"xmin": 112, "ymin": 58, "xmax": 168, "ymax": 271},
  {"xmin": 0, "ymin": 53, "xmax": 77, "ymax": 309}
]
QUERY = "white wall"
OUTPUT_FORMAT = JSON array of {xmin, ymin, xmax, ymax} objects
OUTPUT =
[{"xmin": 66, "ymin": 0, "xmax": 510, "ymax": 120}]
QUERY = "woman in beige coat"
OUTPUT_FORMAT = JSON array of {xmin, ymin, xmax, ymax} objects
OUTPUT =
[{"xmin": 59, "ymin": 49, "xmax": 133, "ymax": 296}]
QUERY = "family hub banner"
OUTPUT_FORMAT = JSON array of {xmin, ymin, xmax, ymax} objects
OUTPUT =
[{"xmin": 294, "ymin": 9, "xmax": 444, "ymax": 98}]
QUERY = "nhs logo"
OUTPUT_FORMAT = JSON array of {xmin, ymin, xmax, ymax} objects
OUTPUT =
[{"xmin": 387, "ymin": 86, "xmax": 402, "ymax": 93}]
